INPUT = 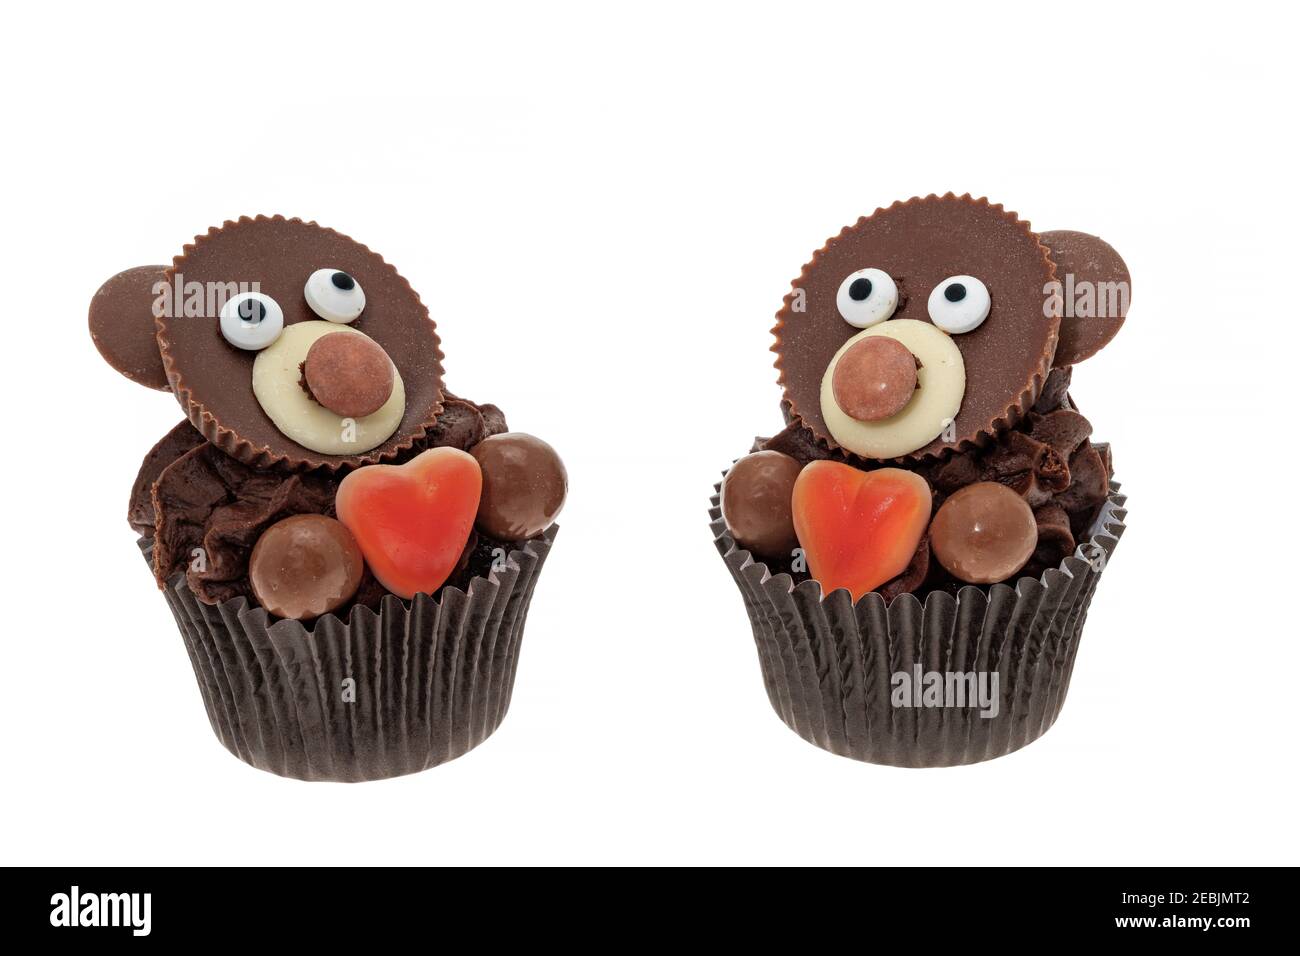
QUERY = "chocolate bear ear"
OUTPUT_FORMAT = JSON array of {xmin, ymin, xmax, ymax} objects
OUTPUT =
[
  {"xmin": 1039, "ymin": 230, "xmax": 1131, "ymax": 367},
  {"xmin": 89, "ymin": 265, "xmax": 172, "ymax": 391}
]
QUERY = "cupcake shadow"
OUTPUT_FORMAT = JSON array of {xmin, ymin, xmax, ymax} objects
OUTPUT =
[
  {"xmin": 142, "ymin": 525, "xmax": 557, "ymax": 782},
  {"xmin": 710, "ymin": 475, "xmax": 1126, "ymax": 767}
]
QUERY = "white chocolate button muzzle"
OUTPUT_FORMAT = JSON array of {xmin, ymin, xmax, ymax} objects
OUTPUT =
[
  {"xmin": 252, "ymin": 320, "xmax": 405, "ymax": 455},
  {"xmin": 819, "ymin": 319, "xmax": 965, "ymax": 458}
]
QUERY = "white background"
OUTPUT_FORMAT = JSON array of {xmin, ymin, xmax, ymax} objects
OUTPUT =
[{"xmin": 3, "ymin": 1, "xmax": 1296, "ymax": 866}]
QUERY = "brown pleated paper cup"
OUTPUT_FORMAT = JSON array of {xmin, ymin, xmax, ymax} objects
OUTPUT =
[
  {"xmin": 710, "ymin": 471, "xmax": 1127, "ymax": 767},
  {"xmin": 141, "ymin": 526, "xmax": 557, "ymax": 781}
]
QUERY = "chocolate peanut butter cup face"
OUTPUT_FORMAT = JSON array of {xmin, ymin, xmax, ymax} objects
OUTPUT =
[
  {"xmin": 157, "ymin": 216, "xmax": 444, "ymax": 471},
  {"xmin": 773, "ymin": 194, "xmax": 1060, "ymax": 460}
]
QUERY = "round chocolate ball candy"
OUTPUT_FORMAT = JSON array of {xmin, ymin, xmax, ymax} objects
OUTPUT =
[
  {"xmin": 249, "ymin": 514, "xmax": 366, "ymax": 620},
  {"xmin": 929, "ymin": 481, "xmax": 1038, "ymax": 584},
  {"xmin": 303, "ymin": 331, "xmax": 394, "ymax": 419},
  {"xmin": 831, "ymin": 335, "xmax": 918, "ymax": 422},
  {"xmin": 469, "ymin": 433, "xmax": 567, "ymax": 540},
  {"xmin": 721, "ymin": 451, "xmax": 802, "ymax": 559}
]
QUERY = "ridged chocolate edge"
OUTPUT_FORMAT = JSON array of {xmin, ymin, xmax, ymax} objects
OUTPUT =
[
  {"xmin": 770, "ymin": 193, "xmax": 1059, "ymax": 463},
  {"xmin": 140, "ymin": 525, "xmax": 557, "ymax": 781},
  {"xmin": 157, "ymin": 215, "xmax": 447, "ymax": 474},
  {"xmin": 710, "ymin": 473, "xmax": 1126, "ymax": 766}
]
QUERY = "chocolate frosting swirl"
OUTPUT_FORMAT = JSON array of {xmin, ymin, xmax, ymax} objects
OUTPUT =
[
  {"xmin": 132, "ymin": 395, "xmax": 509, "ymax": 608},
  {"xmin": 755, "ymin": 369, "xmax": 1113, "ymax": 596}
]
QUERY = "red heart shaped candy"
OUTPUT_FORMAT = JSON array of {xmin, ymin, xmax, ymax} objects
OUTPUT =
[
  {"xmin": 791, "ymin": 462, "xmax": 932, "ymax": 600},
  {"xmin": 335, "ymin": 447, "xmax": 482, "ymax": 599}
]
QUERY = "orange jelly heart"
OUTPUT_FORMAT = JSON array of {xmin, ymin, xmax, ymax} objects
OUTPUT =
[
  {"xmin": 791, "ymin": 462, "xmax": 932, "ymax": 601},
  {"xmin": 335, "ymin": 447, "xmax": 483, "ymax": 600}
]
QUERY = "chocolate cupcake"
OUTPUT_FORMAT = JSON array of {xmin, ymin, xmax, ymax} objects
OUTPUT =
[
  {"xmin": 91, "ymin": 216, "xmax": 567, "ymax": 781},
  {"xmin": 711, "ymin": 194, "xmax": 1129, "ymax": 766}
]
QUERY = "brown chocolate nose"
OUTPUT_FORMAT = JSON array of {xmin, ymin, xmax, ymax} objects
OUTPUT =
[
  {"xmin": 303, "ymin": 331, "xmax": 395, "ymax": 419},
  {"xmin": 831, "ymin": 335, "xmax": 919, "ymax": 422}
]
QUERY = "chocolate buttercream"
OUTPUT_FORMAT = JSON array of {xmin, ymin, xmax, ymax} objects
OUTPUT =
[
  {"xmin": 128, "ymin": 420, "xmax": 207, "ymax": 537},
  {"xmin": 137, "ymin": 394, "xmax": 510, "ymax": 607},
  {"xmin": 751, "ymin": 393, "xmax": 1112, "ymax": 596}
]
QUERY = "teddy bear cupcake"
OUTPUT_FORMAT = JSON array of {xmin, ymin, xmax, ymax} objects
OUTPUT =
[
  {"xmin": 90, "ymin": 216, "xmax": 566, "ymax": 781},
  {"xmin": 710, "ymin": 194, "xmax": 1129, "ymax": 766}
]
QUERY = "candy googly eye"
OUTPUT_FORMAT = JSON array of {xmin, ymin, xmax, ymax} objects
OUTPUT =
[
  {"xmin": 927, "ymin": 275, "xmax": 990, "ymax": 334},
  {"xmin": 835, "ymin": 268, "xmax": 898, "ymax": 328},
  {"xmin": 305, "ymin": 269, "xmax": 366, "ymax": 323},
  {"xmin": 219, "ymin": 292, "xmax": 284, "ymax": 350}
]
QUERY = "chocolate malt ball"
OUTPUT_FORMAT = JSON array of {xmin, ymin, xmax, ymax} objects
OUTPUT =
[
  {"xmin": 249, "ymin": 514, "xmax": 365, "ymax": 620},
  {"xmin": 470, "ymin": 433, "xmax": 567, "ymax": 540},
  {"xmin": 721, "ymin": 451, "xmax": 802, "ymax": 559},
  {"xmin": 929, "ymin": 481, "xmax": 1038, "ymax": 584}
]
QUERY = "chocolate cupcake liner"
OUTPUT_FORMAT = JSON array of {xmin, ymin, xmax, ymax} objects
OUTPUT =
[
  {"xmin": 710, "ymin": 473, "xmax": 1126, "ymax": 767},
  {"xmin": 140, "ymin": 526, "xmax": 557, "ymax": 781}
]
